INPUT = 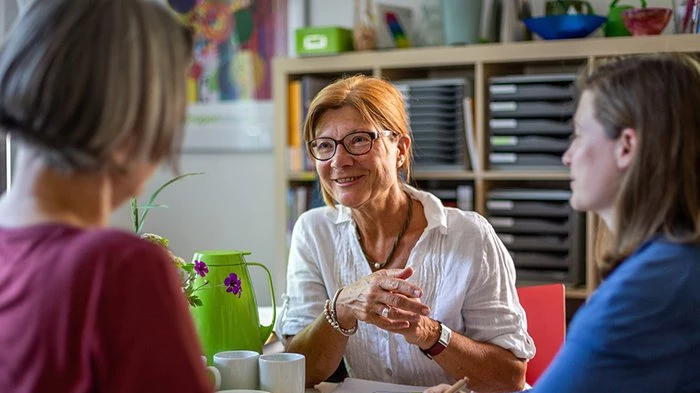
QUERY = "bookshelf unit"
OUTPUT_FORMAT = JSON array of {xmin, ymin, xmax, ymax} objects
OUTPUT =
[{"xmin": 273, "ymin": 35, "xmax": 700, "ymax": 300}]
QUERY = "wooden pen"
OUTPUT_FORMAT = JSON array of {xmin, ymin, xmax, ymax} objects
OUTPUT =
[{"xmin": 444, "ymin": 376, "xmax": 469, "ymax": 393}]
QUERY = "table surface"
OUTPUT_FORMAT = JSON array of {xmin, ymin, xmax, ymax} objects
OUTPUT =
[{"xmin": 259, "ymin": 307, "xmax": 417, "ymax": 393}]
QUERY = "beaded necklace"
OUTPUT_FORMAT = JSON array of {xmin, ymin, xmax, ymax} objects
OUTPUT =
[{"xmin": 356, "ymin": 193, "xmax": 413, "ymax": 270}]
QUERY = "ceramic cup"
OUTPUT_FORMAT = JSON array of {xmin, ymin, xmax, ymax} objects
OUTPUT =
[
  {"xmin": 201, "ymin": 355, "xmax": 222, "ymax": 391},
  {"xmin": 442, "ymin": 0, "xmax": 483, "ymax": 45},
  {"xmin": 214, "ymin": 350, "xmax": 260, "ymax": 390},
  {"xmin": 258, "ymin": 353, "xmax": 305, "ymax": 393}
]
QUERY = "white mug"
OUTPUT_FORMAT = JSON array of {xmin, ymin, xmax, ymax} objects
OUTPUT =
[
  {"xmin": 258, "ymin": 353, "xmax": 305, "ymax": 393},
  {"xmin": 201, "ymin": 355, "xmax": 222, "ymax": 391},
  {"xmin": 214, "ymin": 350, "xmax": 260, "ymax": 390}
]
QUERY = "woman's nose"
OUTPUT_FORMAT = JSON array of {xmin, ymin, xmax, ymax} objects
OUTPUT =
[
  {"xmin": 330, "ymin": 144, "xmax": 353, "ymax": 168},
  {"xmin": 561, "ymin": 147, "xmax": 572, "ymax": 167}
]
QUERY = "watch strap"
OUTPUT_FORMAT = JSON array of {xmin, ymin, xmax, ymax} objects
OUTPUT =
[{"xmin": 420, "ymin": 321, "xmax": 451, "ymax": 359}]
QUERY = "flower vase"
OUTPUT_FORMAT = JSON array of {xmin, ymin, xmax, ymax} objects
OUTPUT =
[{"xmin": 189, "ymin": 250, "xmax": 276, "ymax": 362}]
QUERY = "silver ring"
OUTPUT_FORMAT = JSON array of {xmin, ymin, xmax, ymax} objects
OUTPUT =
[{"xmin": 381, "ymin": 307, "xmax": 390, "ymax": 318}]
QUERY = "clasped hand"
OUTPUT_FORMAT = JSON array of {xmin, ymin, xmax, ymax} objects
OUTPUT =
[{"xmin": 334, "ymin": 267, "xmax": 435, "ymax": 347}]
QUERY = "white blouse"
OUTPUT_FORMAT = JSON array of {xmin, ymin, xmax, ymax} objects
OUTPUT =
[{"xmin": 276, "ymin": 185, "xmax": 535, "ymax": 387}]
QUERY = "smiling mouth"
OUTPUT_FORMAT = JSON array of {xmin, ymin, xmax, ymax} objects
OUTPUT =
[{"xmin": 334, "ymin": 176, "xmax": 361, "ymax": 184}]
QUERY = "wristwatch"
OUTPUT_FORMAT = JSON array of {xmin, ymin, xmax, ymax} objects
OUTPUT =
[{"xmin": 420, "ymin": 321, "xmax": 452, "ymax": 359}]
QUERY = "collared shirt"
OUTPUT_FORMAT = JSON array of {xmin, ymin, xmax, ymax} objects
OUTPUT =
[
  {"xmin": 530, "ymin": 238, "xmax": 700, "ymax": 393},
  {"xmin": 276, "ymin": 185, "xmax": 535, "ymax": 387}
]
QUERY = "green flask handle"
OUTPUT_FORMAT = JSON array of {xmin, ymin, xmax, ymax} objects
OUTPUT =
[{"xmin": 247, "ymin": 262, "xmax": 277, "ymax": 344}]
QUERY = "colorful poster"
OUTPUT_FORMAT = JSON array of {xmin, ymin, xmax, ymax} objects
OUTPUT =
[
  {"xmin": 168, "ymin": 0, "xmax": 287, "ymax": 151},
  {"xmin": 169, "ymin": 0, "xmax": 287, "ymax": 102}
]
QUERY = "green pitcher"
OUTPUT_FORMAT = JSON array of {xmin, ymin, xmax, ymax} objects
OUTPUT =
[{"xmin": 189, "ymin": 250, "xmax": 276, "ymax": 362}]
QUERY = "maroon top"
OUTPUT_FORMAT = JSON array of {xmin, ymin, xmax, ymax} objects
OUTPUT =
[{"xmin": 0, "ymin": 224, "xmax": 212, "ymax": 393}]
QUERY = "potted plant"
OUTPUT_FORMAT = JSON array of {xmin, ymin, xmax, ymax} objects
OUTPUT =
[{"xmin": 132, "ymin": 172, "xmax": 207, "ymax": 307}]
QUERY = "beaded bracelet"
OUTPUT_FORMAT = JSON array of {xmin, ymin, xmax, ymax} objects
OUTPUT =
[{"xmin": 323, "ymin": 288, "xmax": 357, "ymax": 336}]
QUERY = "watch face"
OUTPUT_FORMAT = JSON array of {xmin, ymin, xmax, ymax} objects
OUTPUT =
[
  {"xmin": 439, "ymin": 323, "xmax": 452, "ymax": 345},
  {"xmin": 422, "ymin": 322, "xmax": 452, "ymax": 359}
]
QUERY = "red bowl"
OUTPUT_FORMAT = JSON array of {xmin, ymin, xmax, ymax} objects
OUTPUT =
[{"xmin": 621, "ymin": 8, "xmax": 672, "ymax": 36}]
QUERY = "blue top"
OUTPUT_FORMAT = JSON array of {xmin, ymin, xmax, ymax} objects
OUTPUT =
[{"xmin": 530, "ymin": 238, "xmax": 700, "ymax": 393}]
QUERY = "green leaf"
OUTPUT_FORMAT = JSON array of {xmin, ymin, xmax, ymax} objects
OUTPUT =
[
  {"xmin": 190, "ymin": 296, "xmax": 203, "ymax": 307},
  {"xmin": 136, "ymin": 172, "xmax": 204, "ymax": 233},
  {"xmin": 182, "ymin": 264, "xmax": 195, "ymax": 272},
  {"xmin": 137, "ymin": 204, "xmax": 169, "ymax": 209},
  {"xmin": 131, "ymin": 198, "xmax": 139, "ymax": 233}
]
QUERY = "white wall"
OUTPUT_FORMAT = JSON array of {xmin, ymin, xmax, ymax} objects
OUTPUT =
[
  {"xmin": 110, "ymin": 153, "xmax": 280, "ymax": 307},
  {"xmin": 309, "ymin": 0, "xmax": 423, "ymax": 28},
  {"xmin": 2, "ymin": 0, "xmax": 20, "ymax": 193}
]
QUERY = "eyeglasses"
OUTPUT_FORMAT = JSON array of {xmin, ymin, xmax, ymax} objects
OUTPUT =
[{"xmin": 307, "ymin": 130, "xmax": 395, "ymax": 161}]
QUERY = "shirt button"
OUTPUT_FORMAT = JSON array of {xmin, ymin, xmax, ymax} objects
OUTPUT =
[{"xmin": 385, "ymin": 368, "xmax": 393, "ymax": 376}]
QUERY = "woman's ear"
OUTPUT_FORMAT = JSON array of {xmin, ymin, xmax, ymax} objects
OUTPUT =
[
  {"xmin": 397, "ymin": 134, "xmax": 410, "ymax": 168},
  {"xmin": 110, "ymin": 135, "xmax": 136, "ymax": 170},
  {"xmin": 616, "ymin": 127, "xmax": 637, "ymax": 170}
]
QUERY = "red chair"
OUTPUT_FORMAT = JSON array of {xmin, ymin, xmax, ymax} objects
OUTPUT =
[{"xmin": 516, "ymin": 283, "xmax": 566, "ymax": 386}]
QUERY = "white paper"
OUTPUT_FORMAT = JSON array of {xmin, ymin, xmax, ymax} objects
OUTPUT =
[
  {"xmin": 462, "ymin": 98, "xmax": 479, "ymax": 172},
  {"xmin": 183, "ymin": 101, "xmax": 274, "ymax": 152},
  {"xmin": 330, "ymin": 378, "xmax": 428, "ymax": 393}
]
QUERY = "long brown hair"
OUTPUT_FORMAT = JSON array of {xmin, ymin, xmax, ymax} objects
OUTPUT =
[
  {"xmin": 303, "ymin": 75, "xmax": 413, "ymax": 207},
  {"xmin": 579, "ymin": 54, "xmax": 700, "ymax": 277}
]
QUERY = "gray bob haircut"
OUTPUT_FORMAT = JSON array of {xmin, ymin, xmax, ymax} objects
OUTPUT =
[{"xmin": 0, "ymin": 0, "xmax": 193, "ymax": 173}]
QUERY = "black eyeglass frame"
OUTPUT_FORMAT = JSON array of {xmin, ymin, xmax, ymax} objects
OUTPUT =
[{"xmin": 307, "ymin": 130, "xmax": 395, "ymax": 161}]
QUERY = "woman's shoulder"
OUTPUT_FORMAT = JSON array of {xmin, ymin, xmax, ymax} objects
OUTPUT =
[
  {"xmin": 642, "ymin": 237, "xmax": 700, "ymax": 258},
  {"xmin": 568, "ymin": 240, "xmax": 700, "ymax": 355},
  {"xmin": 74, "ymin": 228, "xmax": 157, "ymax": 251},
  {"xmin": 297, "ymin": 204, "xmax": 334, "ymax": 219},
  {"xmin": 588, "ymin": 238, "xmax": 700, "ymax": 314},
  {"xmin": 621, "ymin": 239, "xmax": 700, "ymax": 293},
  {"xmin": 0, "ymin": 223, "xmax": 148, "ymax": 252},
  {"xmin": 66, "ymin": 228, "xmax": 170, "ymax": 269},
  {"xmin": 296, "ymin": 205, "xmax": 346, "ymax": 229},
  {"xmin": 443, "ymin": 208, "xmax": 494, "ymax": 236},
  {"xmin": 623, "ymin": 238, "xmax": 700, "ymax": 275},
  {"xmin": 410, "ymin": 186, "xmax": 494, "ymax": 234},
  {"xmin": 2, "ymin": 225, "xmax": 172, "ymax": 287}
]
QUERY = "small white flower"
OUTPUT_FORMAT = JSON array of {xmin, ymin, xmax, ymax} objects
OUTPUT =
[{"xmin": 140, "ymin": 233, "xmax": 169, "ymax": 248}]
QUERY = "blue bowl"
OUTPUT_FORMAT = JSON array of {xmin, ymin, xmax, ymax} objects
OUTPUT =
[{"xmin": 524, "ymin": 15, "xmax": 607, "ymax": 40}]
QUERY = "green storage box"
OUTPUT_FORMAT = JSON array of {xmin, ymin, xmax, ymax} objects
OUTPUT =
[{"xmin": 295, "ymin": 26, "xmax": 353, "ymax": 57}]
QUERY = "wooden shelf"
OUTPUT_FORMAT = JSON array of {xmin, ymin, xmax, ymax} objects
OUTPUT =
[
  {"xmin": 565, "ymin": 288, "xmax": 590, "ymax": 300},
  {"xmin": 288, "ymin": 171, "xmax": 316, "ymax": 182},
  {"xmin": 412, "ymin": 170, "xmax": 474, "ymax": 181},
  {"xmin": 481, "ymin": 170, "xmax": 570, "ymax": 181},
  {"xmin": 288, "ymin": 170, "xmax": 475, "ymax": 182},
  {"xmin": 274, "ymin": 35, "xmax": 700, "ymax": 76}
]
